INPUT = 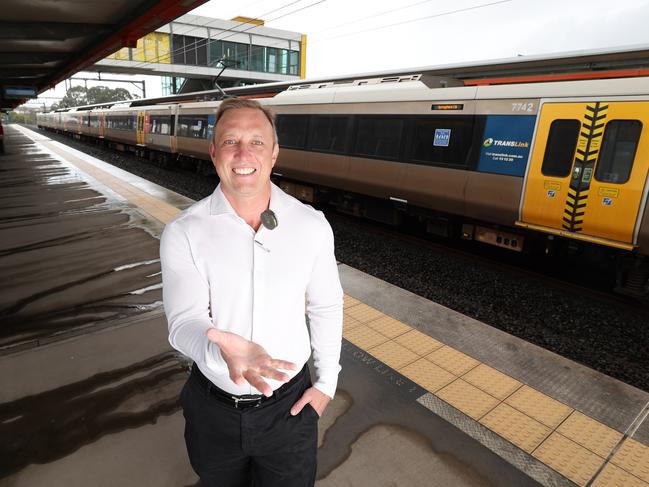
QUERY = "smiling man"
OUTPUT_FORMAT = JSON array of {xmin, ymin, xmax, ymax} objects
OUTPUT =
[{"xmin": 160, "ymin": 98, "xmax": 343, "ymax": 487}]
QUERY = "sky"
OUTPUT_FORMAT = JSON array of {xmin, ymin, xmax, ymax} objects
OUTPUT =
[{"xmin": 27, "ymin": 0, "xmax": 649, "ymax": 109}]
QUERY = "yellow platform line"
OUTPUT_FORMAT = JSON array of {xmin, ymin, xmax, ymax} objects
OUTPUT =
[
  {"xmin": 35, "ymin": 133, "xmax": 648, "ymax": 487},
  {"xmin": 33, "ymin": 134, "xmax": 181, "ymax": 225},
  {"xmin": 341, "ymin": 297, "xmax": 649, "ymax": 487}
]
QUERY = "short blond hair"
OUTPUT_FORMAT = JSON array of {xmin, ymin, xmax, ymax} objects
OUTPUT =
[{"xmin": 214, "ymin": 97, "xmax": 278, "ymax": 144}]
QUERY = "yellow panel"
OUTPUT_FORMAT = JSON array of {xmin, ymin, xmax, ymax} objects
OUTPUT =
[
  {"xmin": 611, "ymin": 438, "xmax": 649, "ymax": 483},
  {"xmin": 505, "ymin": 385, "xmax": 573, "ymax": 428},
  {"xmin": 436, "ymin": 379, "xmax": 499, "ymax": 420},
  {"xmin": 157, "ymin": 32, "xmax": 170, "ymax": 64},
  {"xmin": 462, "ymin": 363, "xmax": 522, "ymax": 400},
  {"xmin": 300, "ymin": 34, "xmax": 307, "ymax": 79},
  {"xmin": 343, "ymin": 294, "xmax": 362, "ymax": 309},
  {"xmin": 401, "ymin": 358, "xmax": 455, "ymax": 392},
  {"xmin": 345, "ymin": 303, "xmax": 384, "ymax": 323},
  {"xmin": 343, "ymin": 313, "xmax": 363, "ymax": 333},
  {"xmin": 344, "ymin": 325, "xmax": 389, "ymax": 349},
  {"xmin": 480, "ymin": 402, "xmax": 551, "ymax": 453},
  {"xmin": 144, "ymin": 33, "xmax": 157, "ymax": 61},
  {"xmin": 426, "ymin": 346, "xmax": 480, "ymax": 376},
  {"xmin": 366, "ymin": 315, "xmax": 411, "ymax": 338},
  {"xmin": 533, "ymin": 433, "xmax": 604, "ymax": 487},
  {"xmin": 592, "ymin": 463, "xmax": 649, "ymax": 487},
  {"xmin": 108, "ymin": 47, "xmax": 130, "ymax": 61},
  {"xmin": 369, "ymin": 340, "xmax": 418, "ymax": 370},
  {"xmin": 132, "ymin": 38, "xmax": 145, "ymax": 62},
  {"xmin": 394, "ymin": 329, "xmax": 444, "ymax": 356},
  {"xmin": 557, "ymin": 411, "xmax": 623, "ymax": 458}
]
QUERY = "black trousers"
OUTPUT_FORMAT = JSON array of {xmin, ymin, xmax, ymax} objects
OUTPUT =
[{"xmin": 180, "ymin": 365, "xmax": 318, "ymax": 487}]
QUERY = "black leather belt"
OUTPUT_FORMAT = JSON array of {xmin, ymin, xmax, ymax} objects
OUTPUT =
[{"xmin": 191, "ymin": 363, "xmax": 307, "ymax": 409}]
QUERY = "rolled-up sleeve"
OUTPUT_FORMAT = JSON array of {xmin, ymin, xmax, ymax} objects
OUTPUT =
[
  {"xmin": 160, "ymin": 220, "xmax": 227, "ymax": 373},
  {"xmin": 305, "ymin": 218, "xmax": 343, "ymax": 399}
]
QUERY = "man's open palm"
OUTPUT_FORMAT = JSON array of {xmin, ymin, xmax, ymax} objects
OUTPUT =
[{"xmin": 207, "ymin": 329, "xmax": 297, "ymax": 396}]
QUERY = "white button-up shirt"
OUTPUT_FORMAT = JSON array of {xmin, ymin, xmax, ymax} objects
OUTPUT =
[{"xmin": 160, "ymin": 183, "xmax": 343, "ymax": 398}]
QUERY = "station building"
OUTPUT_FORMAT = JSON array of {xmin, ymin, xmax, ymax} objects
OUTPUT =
[{"xmin": 92, "ymin": 14, "xmax": 306, "ymax": 94}]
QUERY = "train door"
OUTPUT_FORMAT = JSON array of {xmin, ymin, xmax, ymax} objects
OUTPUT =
[
  {"xmin": 136, "ymin": 111, "xmax": 145, "ymax": 145},
  {"xmin": 518, "ymin": 101, "xmax": 649, "ymax": 249}
]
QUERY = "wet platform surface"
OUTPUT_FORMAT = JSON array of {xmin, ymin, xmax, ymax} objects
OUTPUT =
[{"xmin": 2, "ymin": 125, "xmax": 648, "ymax": 487}]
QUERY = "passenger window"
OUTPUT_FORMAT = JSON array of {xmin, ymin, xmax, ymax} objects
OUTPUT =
[
  {"xmin": 307, "ymin": 116, "xmax": 350, "ymax": 153},
  {"xmin": 541, "ymin": 119, "xmax": 580, "ymax": 177},
  {"xmin": 354, "ymin": 117, "xmax": 403, "ymax": 160},
  {"xmin": 276, "ymin": 115, "xmax": 308, "ymax": 149},
  {"xmin": 595, "ymin": 120, "xmax": 642, "ymax": 184},
  {"xmin": 408, "ymin": 116, "xmax": 474, "ymax": 166}
]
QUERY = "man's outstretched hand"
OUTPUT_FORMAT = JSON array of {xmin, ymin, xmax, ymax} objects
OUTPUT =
[{"xmin": 206, "ymin": 328, "xmax": 297, "ymax": 397}]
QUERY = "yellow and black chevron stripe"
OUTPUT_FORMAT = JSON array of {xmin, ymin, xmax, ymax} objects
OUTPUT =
[{"xmin": 562, "ymin": 102, "xmax": 608, "ymax": 232}]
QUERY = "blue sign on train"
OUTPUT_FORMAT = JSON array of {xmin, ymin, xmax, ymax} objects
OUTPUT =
[
  {"xmin": 433, "ymin": 128, "xmax": 451, "ymax": 147},
  {"xmin": 478, "ymin": 115, "xmax": 536, "ymax": 177}
]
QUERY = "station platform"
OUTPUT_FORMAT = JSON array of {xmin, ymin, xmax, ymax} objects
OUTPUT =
[{"xmin": 1, "ymin": 124, "xmax": 648, "ymax": 487}]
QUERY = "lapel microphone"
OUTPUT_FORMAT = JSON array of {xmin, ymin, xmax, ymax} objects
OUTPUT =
[{"xmin": 260, "ymin": 209, "xmax": 278, "ymax": 230}]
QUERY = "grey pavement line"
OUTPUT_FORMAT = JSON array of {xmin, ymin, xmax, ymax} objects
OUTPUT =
[{"xmin": 416, "ymin": 393, "xmax": 576, "ymax": 487}]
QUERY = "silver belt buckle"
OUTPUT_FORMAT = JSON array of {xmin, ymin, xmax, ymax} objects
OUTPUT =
[{"xmin": 232, "ymin": 394, "xmax": 263, "ymax": 409}]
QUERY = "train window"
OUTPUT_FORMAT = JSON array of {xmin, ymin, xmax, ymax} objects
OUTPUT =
[
  {"xmin": 407, "ymin": 116, "xmax": 474, "ymax": 166},
  {"xmin": 541, "ymin": 119, "xmax": 580, "ymax": 177},
  {"xmin": 307, "ymin": 116, "xmax": 350, "ymax": 154},
  {"xmin": 106, "ymin": 115, "xmax": 134, "ymax": 130},
  {"xmin": 177, "ymin": 115, "xmax": 209, "ymax": 139},
  {"xmin": 276, "ymin": 115, "xmax": 308, "ymax": 149},
  {"xmin": 150, "ymin": 115, "xmax": 173, "ymax": 135},
  {"xmin": 595, "ymin": 120, "xmax": 642, "ymax": 184},
  {"xmin": 354, "ymin": 117, "xmax": 403, "ymax": 160}
]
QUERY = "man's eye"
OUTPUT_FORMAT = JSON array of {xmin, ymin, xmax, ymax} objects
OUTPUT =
[
  {"xmin": 223, "ymin": 139, "xmax": 236, "ymax": 145},
  {"xmin": 251, "ymin": 140, "xmax": 263, "ymax": 146}
]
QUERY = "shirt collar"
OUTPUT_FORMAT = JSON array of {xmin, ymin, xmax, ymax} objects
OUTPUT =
[{"xmin": 209, "ymin": 183, "xmax": 287, "ymax": 217}]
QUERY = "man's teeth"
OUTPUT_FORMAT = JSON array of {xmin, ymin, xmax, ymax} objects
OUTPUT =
[{"xmin": 233, "ymin": 168, "xmax": 256, "ymax": 175}]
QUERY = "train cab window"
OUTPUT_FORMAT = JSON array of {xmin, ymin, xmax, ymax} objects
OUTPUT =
[
  {"xmin": 595, "ymin": 120, "xmax": 642, "ymax": 184},
  {"xmin": 307, "ymin": 116, "xmax": 350, "ymax": 153},
  {"xmin": 354, "ymin": 117, "xmax": 403, "ymax": 160},
  {"xmin": 407, "ymin": 116, "xmax": 474, "ymax": 166},
  {"xmin": 276, "ymin": 115, "xmax": 308, "ymax": 149},
  {"xmin": 541, "ymin": 119, "xmax": 580, "ymax": 177}
]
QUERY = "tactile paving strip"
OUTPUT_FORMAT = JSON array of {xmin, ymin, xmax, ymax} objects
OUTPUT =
[
  {"xmin": 480, "ymin": 402, "xmax": 551, "ymax": 453},
  {"xmin": 436, "ymin": 379, "xmax": 500, "ymax": 420},
  {"xmin": 368, "ymin": 340, "xmax": 418, "ymax": 370},
  {"xmin": 345, "ymin": 303, "xmax": 385, "ymax": 323},
  {"xmin": 366, "ymin": 315, "xmax": 412, "ymax": 339},
  {"xmin": 399, "ymin": 358, "xmax": 456, "ymax": 393},
  {"xmin": 344, "ymin": 325, "xmax": 390, "ymax": 350},
  {"xmin": 557, "ymin": 410, "xmax": 624, "ymax": 458},
  {"xmin": 462, "ymin": 363, "xmax": 522, "ymax": 400},
  {"xmin": 611, "ymin": 438, "xmax": 649, "ymax": 483},
  {"xmin": 592, "ymin": 463, "xmax": 649, "ymax": 487},
  {"xmin": 532, "ymin": 433, "xmax": 604, "ymax": 487},
  {"xmin": 394, "ymin": 329, "xmax": 444, "ymax": 356},
  {"xmin": 426, "ymin": 345, "xmax": 480, "ymax": 376},
  {"xmin": 505, "ymin": 385, "xmax": 573, "ymax": 429}
]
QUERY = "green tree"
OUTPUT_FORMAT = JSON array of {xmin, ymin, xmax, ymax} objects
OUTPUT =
[
  {"xmin": 86, "ymin": 86, "xmax": 133, "ymax": 104},
  {"xmin": 57, "ymin": 85, "xmax": 134, "ymax": 108},
  {"xmin": 58, "ymin": 86, "xmax": 87, "ymax": 108}
]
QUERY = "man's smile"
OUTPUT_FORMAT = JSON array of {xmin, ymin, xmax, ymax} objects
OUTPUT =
[{"xmin": 233, "ymin": 167, "xmax": 256, "ymax": 175}]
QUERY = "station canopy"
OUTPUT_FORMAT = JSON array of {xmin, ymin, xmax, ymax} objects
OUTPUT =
[{"xmin": 0, "ymin": 0, "xmax": 209, "ymax": 111}]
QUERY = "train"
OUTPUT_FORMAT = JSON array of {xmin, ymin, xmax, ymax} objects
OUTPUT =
[{"xmin": 37, "ymin": 73, "xmax": 649, "ymax": 298}]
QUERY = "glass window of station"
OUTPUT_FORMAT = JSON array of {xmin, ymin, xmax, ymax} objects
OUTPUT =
[{"xmin": 109, "ymin": 30, "xmax": 301, "ymax": 76}]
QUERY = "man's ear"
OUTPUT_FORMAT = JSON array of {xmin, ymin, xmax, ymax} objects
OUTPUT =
[{"xmin": 271, "ymin": 142, "xmax": 279, "ymax": 167}]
